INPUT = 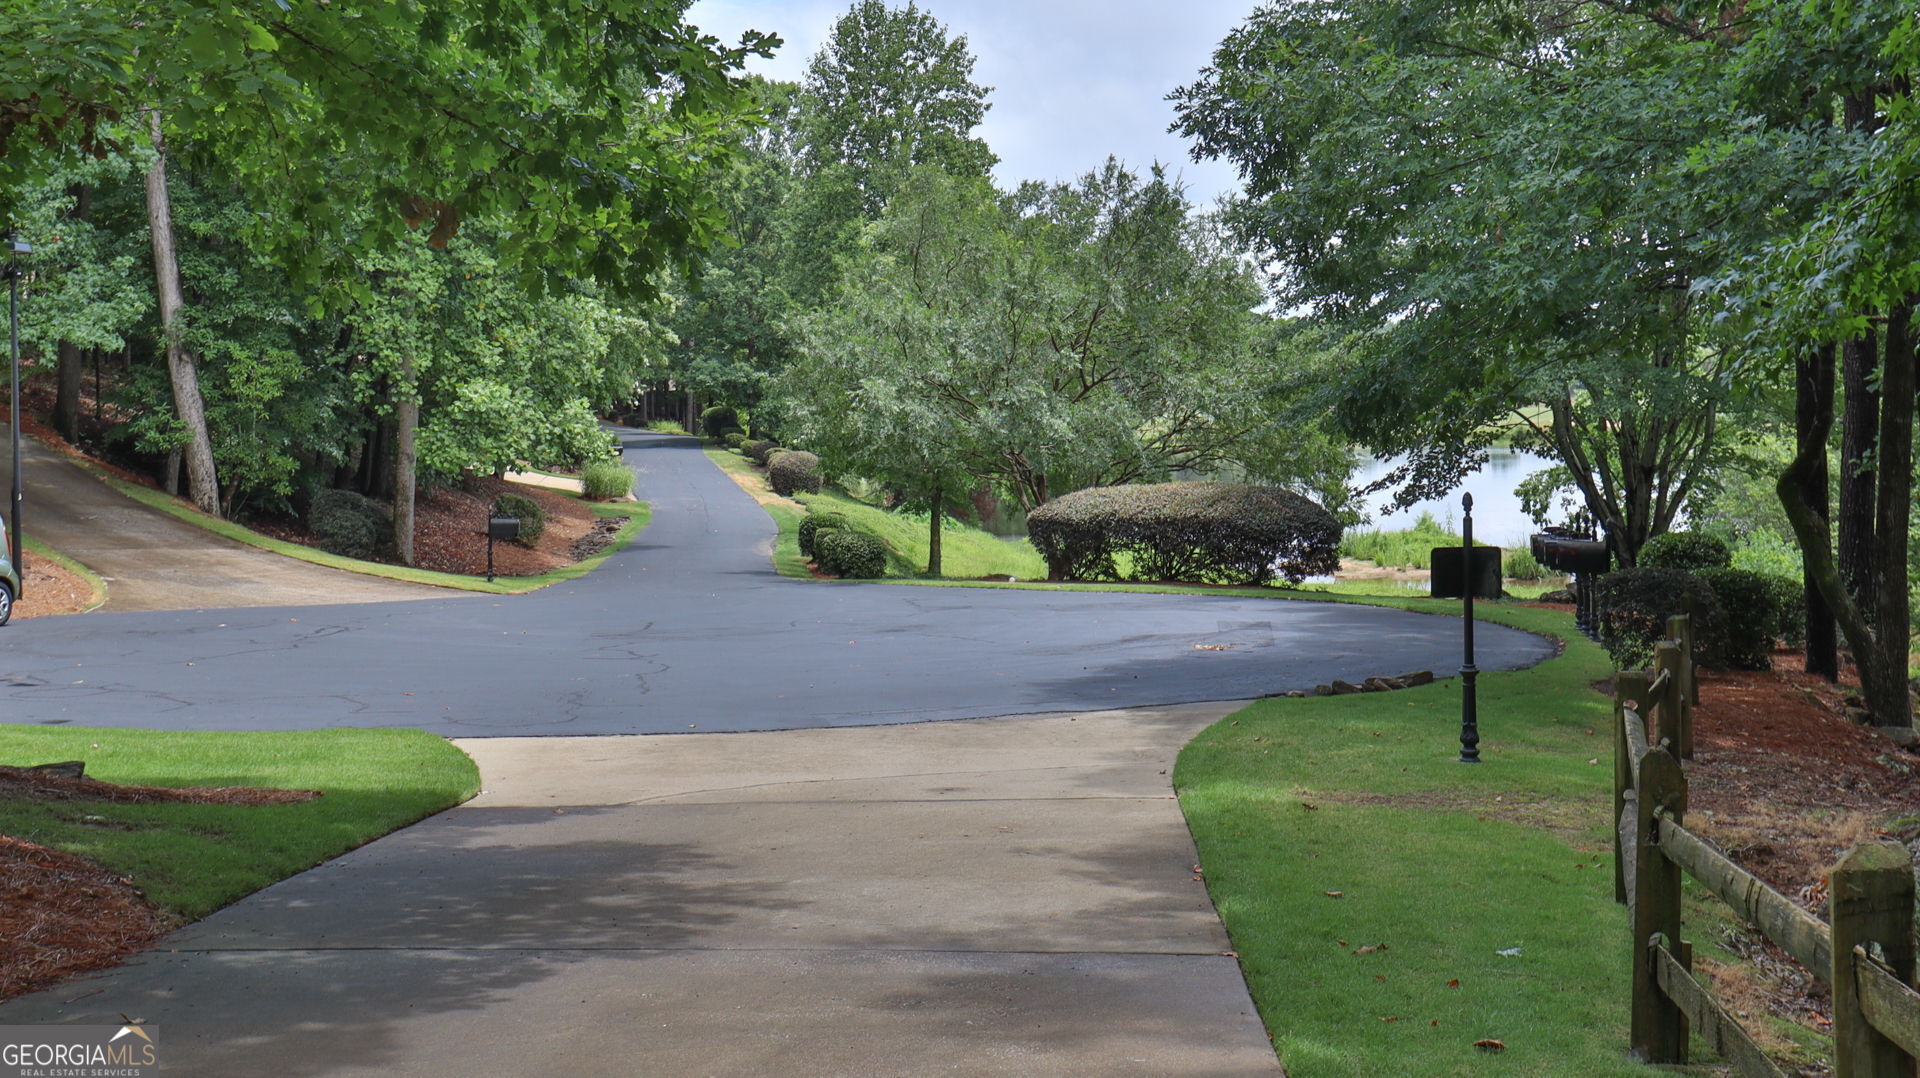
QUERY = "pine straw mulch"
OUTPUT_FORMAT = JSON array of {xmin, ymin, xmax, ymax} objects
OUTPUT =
[
  {"xmin": 1660, "ymin": 650, "xmax": 1920, "ymax": 1070},
  {"xmin": 252, "ymin": 476, "xmax": 620, "ymax": 579},
  {"xmin": 0, "ymin": 769, "xmax": 320, "ymax": 1003}
]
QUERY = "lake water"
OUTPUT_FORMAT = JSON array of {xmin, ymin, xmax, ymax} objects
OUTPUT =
[{"xmin": 1348, "ymin": 448, "xmax": 1558, "ymax": 548}]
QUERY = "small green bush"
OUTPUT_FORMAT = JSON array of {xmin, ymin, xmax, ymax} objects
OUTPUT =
[
  {"xmin": 1594, "ymin": 567, "xmax": 1725, "ymax": 670},
  {"xmin": 1028, "ymin": 482, "xmax": 1341, "ymax": 585},
  {"xmin": 815, "ymin": 528, "xmax": 886, "ymax": 578},
  {"xmin": 1697, "ymin": 567, "xmax": 1782, "ymax": 670},
  {"xmin": 580, "ymin": 460, "xmax": 633, "ymax": 501},
  {"xmin": 492, "ymin": 492, "xmax": 547, "ymax": 548},
  {"xmin": 699, "ymin": 405, "xmax": 740, "ymax": 439},
  {"xmin": 644, "ymin": 420, "xmax": 686, "ymax": 435},
  {"xmin": 1638, "ymin": 531, "xmax": 1732, "ymax": 573},
  {"xmin": 768, "ymin": 449, "xmax": 823, "ymax": 496},
  {"xmin": 799, "ymin": 511, "xmax": 850, "ymax": 558},
  {"xmin": 724, "ymin": 432, "xmax": 748, "ymax": 449},
  {"xmin": 745, "ymin": 439, "xmax": 779, "ymax": 465},
  {"xmin": 309, "ymin": 488, "xmax": 392, "ymax": 560},
  {"xmin": 1339, "ymin": 511, "xmax": 1459, "ymax": 570}
]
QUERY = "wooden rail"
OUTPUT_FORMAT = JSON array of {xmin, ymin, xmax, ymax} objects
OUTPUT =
[{"xmin": 1615, "ymin": 616, "xmax": 1920, "ymax": 1074}]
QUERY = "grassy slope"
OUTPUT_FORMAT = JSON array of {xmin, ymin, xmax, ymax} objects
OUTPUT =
[
  {"xmin": 0, "ymin": 726, "xmax": 479, "ymax": 919},
  {"xmin": 797, "ymin": 490, "xmax": 1048, "ymax": 580},
  {"xmin": 1176, "ymin": 605, "xmax": 1648, "ymax": 1076}
]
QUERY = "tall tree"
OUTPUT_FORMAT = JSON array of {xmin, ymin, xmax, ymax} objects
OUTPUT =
[{"xmin": 800, "ymin": 0, "xmax": 996, "ymax": 214}]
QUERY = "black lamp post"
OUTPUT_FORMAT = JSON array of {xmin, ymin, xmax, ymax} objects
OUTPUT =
[
  {"xmin": 1459, "ymin": 492, "xmax": 1480, "ymax": 763},
  {"xmin": 5, "ymin": 233, "xmax": 27, "ymax": 585}
]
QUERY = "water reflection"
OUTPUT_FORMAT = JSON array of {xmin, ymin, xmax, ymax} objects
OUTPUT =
[{"xmin": 1348, "ymin": 448, "xmax": 1557, "ymax": 547}]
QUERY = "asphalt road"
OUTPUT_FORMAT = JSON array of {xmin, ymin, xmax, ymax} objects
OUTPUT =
[{"xmin": 0, "ymin": 432, "xmax": 1555, "ymax": 736}]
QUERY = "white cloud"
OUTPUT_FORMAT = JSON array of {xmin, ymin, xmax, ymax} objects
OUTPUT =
[{"xmin": 684, "ymin": 0, "xmax": 1255, "ymax": 208}]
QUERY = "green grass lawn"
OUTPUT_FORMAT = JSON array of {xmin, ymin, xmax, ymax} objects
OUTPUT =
[
  {"xmin": 796, "ymin": 490, "xmax": 1047, "ymax": 580},
  {"xmin": 0, "ymin": 726, "xmax": 479, "ymax": 920},
  {"xmin": 1176, "ymin": 603, "xmax": 1652, "ymax": 1077}
]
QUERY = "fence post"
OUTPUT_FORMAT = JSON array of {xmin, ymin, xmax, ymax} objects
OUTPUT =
[
  {"xmin": 1829, "ymin": 841, "xmax": 1917, "ymax": 1078},
  {"xmin": 1653, "ymin": 641, "xmax": 1690, "ymax": 760},
  {"xmin": 1665, "ymin": 614, "xmax": 1696, "ymax": 707},
  {"xmin": 1614, "ymin": 672, "xmax": 1650, "ymax": 906},
  {"xmin": 1630, "ymin": 747, "xmax": 1689, "ymax": 1063}
]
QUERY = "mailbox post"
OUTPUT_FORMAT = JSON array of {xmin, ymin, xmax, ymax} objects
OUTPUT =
[
  {"xmin": 1459, "ymin": 493, "xmax": 1480, "ymax": 763},
  {"xmin": 487, "ymin": 511, "xmax": 521, "ymax": 583}
]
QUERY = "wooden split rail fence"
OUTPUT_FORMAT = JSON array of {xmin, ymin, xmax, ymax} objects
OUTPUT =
[{"xmin": 1613, "ymin": 615, "xmax": 1920, "ymax": 1075}]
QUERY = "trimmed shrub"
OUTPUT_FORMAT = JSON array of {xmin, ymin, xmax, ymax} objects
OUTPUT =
[
  {"xmin": 815, "ymin": 528, "xmax": 886, "ymax": 578},
  {"xmin": 724, "ymin": 432, "xmax": 748, "ymax": 449},
  {"xmin": 309, "ymin": 488, "xmax": 391, "ymax": 560},
  {"xmin": 1026, "ymin": 482, "xmax": 1341, "ymax": 586},
  {"xmin": 1593, "ymin": 567, "xmax": 1724, "ymax": 670},
  {"xmin": 799, "ymin": 511, "xmax": 850, "ymax": 558},
  {"xmin": 745, "ymin": 439, "xmax": 779, "ymax": 465},
  {"xmin": 768, "ymin": 449, "xmax": 823, "ymax": 496},
  {"xmin": 493, "ymin": 492, "xmax": 547, "ymax": 548},
  {"xmin": 1757, "ymin": 572, "xmax": 1805, "ymax": 648},
  {"xmin": 581, "ymin": 460, "xmax": 633, "ymax": 501},
  {"xmin": 699, "ymin": 405, "xmax": 740, "ymax": 439},
  {"xmin": 1638, "ymin": 531, "xmax": 1732, "ymax": 573},
  {"xmin": 1697, "ymin": 566, "xmax": 1782, "ymax": 670}
]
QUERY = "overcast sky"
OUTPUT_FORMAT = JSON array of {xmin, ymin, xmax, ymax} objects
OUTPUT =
[{"xmin": 683, "ymin": 1, "xmax": 1260, "ymax": 209}]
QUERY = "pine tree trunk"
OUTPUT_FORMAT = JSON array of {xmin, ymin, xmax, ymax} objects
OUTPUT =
[
  {"xmin": 1839, "ymin": 327, "xmax": 1878, "ymax": 601},
  {"xmin": 144, "ymin": 110, "xmax": 220, "ymax": 515},
  {"xmin": 52, "ymin": 184, "xmax": 90, "ymax": 443},
  {"xmin": 1796, "ymin": 345, "xmax": 1839, "ymax": 681},
  {"xmin": 927, "ymin": 492, "xmax": 943, "ymax": 576},
  {"xmin": 392, "ymin": 355, "xmax": 418, "ymax": 567},
  {"xmin": 1863, "ymin": 300, "xmax": 1914, "ymax": 733}
]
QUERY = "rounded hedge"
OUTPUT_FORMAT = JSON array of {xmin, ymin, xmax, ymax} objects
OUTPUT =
[
  {"xmin": 493, "ymin": 492, "xmax": 547, "ymax": 548},
  {"xmin": 724, "ymin": 432, "xmax": 748, "ymax": 449},
  {"xmin": 1026, "ymin": 482, "xmax": 1341, "ymax": 586},
  {"xmin": 1697, "ymin": 566, "xmax": 1782, "ymax": 670},
  {"xmin": 745, "ymin": 439, "xmax": 780, "ymax": 465},
  {"xmin": 769, "ymin": 449, "xmax": 823, "ymax": 496},
  {"xmin": 1639, "ymin": 531, "xmax": 1732, "ymax": 573},
  {"xmin": 309, "ymin": 488, "xmax": 392, "ymax": 561},
  {"xmin": 1593, "ymin": 567, "xmax": 1724, "ymax": 670},
  {"xmin": 581, "ymin": 460, "xmax": 633, "ymax": 501},
  {"xmin": 700, "ymin": 405, "xmax": 740, "ymax": 439},
  {"xmin": 799, "ymin": 510, "xmax": 849, "ymax": 558},
  {"xmin": 815, "ymin": 528, "xmax": 886, "ymax": 578}
]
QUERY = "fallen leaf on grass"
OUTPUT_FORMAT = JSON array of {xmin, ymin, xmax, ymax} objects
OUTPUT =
[
  {"xmin": 1353, "ymin": 943, "xmax": 1388, "ymax": 955},
  {"xmin": 1496, "ymin": 947, "xmax": 1522, "ymax": 957},
  {"xmin": 1300, "ymin": 802, "xmax": 1318, "ymax": 811},
  {"xmin": 1473, "ymin": 1039, "xmax": 1506, "ymax": 1053},
  {"xmin": 1324, "ymin": 890, "xmax": 1343, "ymax": 898},
  {"xmin": 1446, "ymin": 979, "xmax": 1460, "ymax": 988}
]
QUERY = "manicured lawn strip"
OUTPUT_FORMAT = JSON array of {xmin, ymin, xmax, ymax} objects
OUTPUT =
[
  {"xmin": 0, "ymin": 726, "xmax": 479, "ymax": 920},
  {"xmin": 1174, "ymin": 604, "xmax": 1646, "ymax": 1076},
  {"xmin": 102, "ymin": 475, "xmax": 649, "ymax": 594},
  {"xmin": 794, "ymin": 490, "xmax": 1048, "ymax": 580},
  {"xmin": 20, "ymin": 536, "xmax": 107, "ymax": 612}
]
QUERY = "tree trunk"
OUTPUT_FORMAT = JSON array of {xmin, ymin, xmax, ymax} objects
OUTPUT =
[
  {"xmin": 1839, "ymin": 326, "xmax": 1878, "ymax": 602},
  {"xmin": 1863, "ymin": 300, "xmax": 1913, "ymax": 733},
  {"xmin": 52, "ymin": 184, "xmax": 90, "ymax": 443},
  {"xmin": 1796, "ymin": 345, "xmax": 1839, "ymax": 681},
  {"xmin": 392, "ymin": 355, "xmax": 418, "ymax": 567},
  {"xmin": 927, "ymin": 491, "xmax": 943, "ymax": 576},
  {"xmin": 144, "ymin": 109, "xmax": 220, "ymax": 515}
]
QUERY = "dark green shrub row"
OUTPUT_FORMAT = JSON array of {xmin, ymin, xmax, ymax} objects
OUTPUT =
[
  {"xmin": 769, "ymin": 449, "xmax": 823, "ymax": 496},
  {"xmin": 745, "ymin": 439, "xmax": 779, "ymax": 465},
  {"xmin": 798, "ymin": 510, "xmax": 850, "ymax": 558},
  {"xmin": 1026, "ymin": 482, "xmax": 1342, "ymax": 586},
  {"xmin": 815, "ymin": 528, "xmax": 886, "ymax": 578},
  {"xmin": 309, "ymin": 488, "xmax": 392, "ymax": 561},
  {"xmin": 493, "ymin": 492, "xmax": 546, "ymax": 548},
  {"xmin": 1638, "ymin": 531, "xmax": 1731, "ymax": 573},
  {"xmin": 1594, "ymin": 565, "xmax": 1785, "ymax": 670},
  {"xmin": 581, "ymin": 460, "xmax": 632, "ymax": 501}
]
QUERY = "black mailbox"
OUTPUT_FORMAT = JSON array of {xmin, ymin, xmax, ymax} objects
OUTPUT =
[
  {"xmin": 1535, "ymin": 536, "xmax": 1610, "ymax": 575},
  {"xmin": 488, "ymin": 515, "xmax": 522, "ymax": 541},
  {"xmin": 1431, "ymin": 546, "xmax": 1502, "ymax": 600}
]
